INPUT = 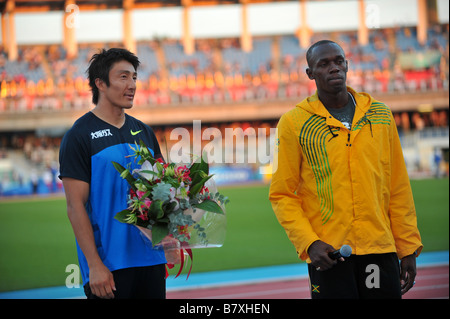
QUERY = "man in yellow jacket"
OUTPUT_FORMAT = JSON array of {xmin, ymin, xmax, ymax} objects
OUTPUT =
[{"xmin": 269, "ymin": 40, "xmax": 423, "ymax": 299}]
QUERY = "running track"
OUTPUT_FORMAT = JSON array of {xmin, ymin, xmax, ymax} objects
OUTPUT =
[
  {"xmin": 167, "ymin": 264, "xmax": 449, "ymax": 299},
  {"xmin": 0, "ymin": 251, "xmax": 447, "ymax": 299}
]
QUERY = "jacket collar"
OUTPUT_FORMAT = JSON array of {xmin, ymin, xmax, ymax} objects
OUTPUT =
[{"xmin": 297, "ymin": 86, "xmax": 373, "ymax": 128}]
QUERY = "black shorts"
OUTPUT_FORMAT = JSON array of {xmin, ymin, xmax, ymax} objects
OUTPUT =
[
  {"xmin": 84, "ymin": 264, "xmax": 166, "ymax": 299},
  {"xmin": 308, "ymin": 253, "xmax": 401, "ymax": 299}
]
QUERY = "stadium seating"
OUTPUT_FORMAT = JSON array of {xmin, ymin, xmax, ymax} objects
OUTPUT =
[
  {"xmin": 0, "ymin": 25, "xmax": 448, "ymax": 196},
  {"xmin": 0, "ymin": 24, "xmax": 448, "ymax": 112}
]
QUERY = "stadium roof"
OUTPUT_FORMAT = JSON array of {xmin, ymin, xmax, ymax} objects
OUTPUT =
[{"xmin": 1, "ymin": 0, "xmax": 311, "ymax": 13}]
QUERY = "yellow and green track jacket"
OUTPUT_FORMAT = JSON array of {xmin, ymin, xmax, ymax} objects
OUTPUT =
[{"xmin": 269, "ymin": 87, "xmax": 423, "ymax": 262}]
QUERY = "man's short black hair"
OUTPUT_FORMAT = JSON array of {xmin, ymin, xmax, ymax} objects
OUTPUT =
[
  {"xmin": 306, "ymin": 40, "xmax": 341, "ymax": 68},
  {"xmin": 87, "ymin": 48, "xmax": 140, "ymax": 105}
]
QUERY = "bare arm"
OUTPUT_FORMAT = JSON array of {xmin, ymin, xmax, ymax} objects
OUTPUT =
[{"xmin": 62, "ymin": 177, "xmax": 116, "ymax": 299}]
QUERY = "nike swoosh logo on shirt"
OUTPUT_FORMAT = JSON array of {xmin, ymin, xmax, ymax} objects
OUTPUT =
[{"xmin": 130, "ymin": 129, "xmax": 142, "ymax": 136}]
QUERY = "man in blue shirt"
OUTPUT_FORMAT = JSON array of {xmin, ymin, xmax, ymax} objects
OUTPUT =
[{"xmin": 59, "ymin": 48, "xmax": 166, "ymax": 299}]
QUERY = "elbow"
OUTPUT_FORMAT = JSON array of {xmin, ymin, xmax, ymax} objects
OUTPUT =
[
  {"xmin": 65, "ymin": 202, "xmax": 78, "ymax": 224},
  {"xmin": 65, "ymin": 199, "xmax": 87, "ymax": 224}
]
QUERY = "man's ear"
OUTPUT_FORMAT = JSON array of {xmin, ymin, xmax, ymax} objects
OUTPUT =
[
  {"xmin": 306, "ymin": 68, "xmax": 314, "ymax": 80},
  {"xmin": 95, "ymin": 78, "xmax": 105, "ymax": 92}
]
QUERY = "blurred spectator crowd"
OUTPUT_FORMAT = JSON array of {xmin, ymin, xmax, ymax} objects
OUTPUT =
[
  {"xmin": 0, "ymin": 24, "xmax": 449, "ymax": 196},
  {"xmin": 0, "ymin": 24, "xmax": 448, "ymax": 112},
  {"xmin": 0, "ymin": 110, "xmax": 448, "ymax": 196}
]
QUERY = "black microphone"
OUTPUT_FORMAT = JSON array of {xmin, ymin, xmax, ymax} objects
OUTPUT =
[{"xmin": 328, "ymin": 245, "xmax": 352, "ymax": 260}]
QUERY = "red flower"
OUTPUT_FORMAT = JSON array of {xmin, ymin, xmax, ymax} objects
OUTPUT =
[
  {"xmin": 138, "ymin": 213, "xmax": 149, "ymax": 221},
  {"xmin": 177, "ymin": 225, "xmax": 191, "ymax": 239},
  {"xmin": 136, "ymin": 190, "xmax": 146, "ymax": 199},
  {"xmin": 200, "ymin": 186, "xmax": 210, "ymax": 199},
  {"xmin": 141, "ymin": 198, "xmax": 152, "ymax": 210}
]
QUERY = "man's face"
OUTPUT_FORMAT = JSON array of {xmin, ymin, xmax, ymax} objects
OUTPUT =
[
  {"xmin": 306, "ymin": 43, "xmax": 348, "ymax": 94},
  {"xmin": 99, "ymin": 60, "xmax": 137, "ymax": 109}
]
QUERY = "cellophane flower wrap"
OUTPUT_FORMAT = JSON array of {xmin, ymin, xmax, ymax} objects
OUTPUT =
[{"xmin": 112, "ymin": 140, "xmax": 228, "ymax": 279}]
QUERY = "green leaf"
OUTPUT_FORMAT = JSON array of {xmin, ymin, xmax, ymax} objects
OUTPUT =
[
  {"xmin": 190, "ymin": 170, "xmax": 207, "ymax": 188},
  {"xmin": 151, "ymin": 223, "xmax": 169, "ymax": 246},
  {"xmin": 151, "ymin": 183, "xmax": 172, "ymax": 202},
  {"xmin": 189, "ymin": 153, "xmax": 209, "ymax": 186},
  {"xmin": 189, "ymin": 152, "xmax": 209, "ymax": 175},
  {"xmin": 168, "ymin": 209, "xmax": 194, "ymax": 226},
  {"xmin": 114, "ymin": 209, "xmax": 133, "ymax": 223},
  {"xmin": 163, "ymin": 200, "xmax": 178, "ymax": 213},
  {"xmin": 158, "ymin": 217, "xmax": 169, "ymax": 223},
  {"xmin": 112, "ymin": 161, "xmax": 126, "ymax": 175},
  {"xmin": 139, "ymin": 139, "xmax": 156, "ymax": 164},
  {"xmin": 194, "ymin": 199, "xmax": 224, "ymax": 214},
  {"xmin": 112, "ymin": 161, "xmax": 137, "ymax": 189},
  {"xmin": 189, "ymin": 174, "xmax": 213, "ymax": 197},
  {"xmin": 148, "ymin": 200, "xmax": 164, "ymax": 220},
  {"xmin": 138, "ymin": 170, "xmax": 158, "ymax": 176}
]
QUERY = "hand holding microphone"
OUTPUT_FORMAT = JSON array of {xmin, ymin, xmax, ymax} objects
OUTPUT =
[
  {"xmin": 308, "ymin": 240, "xmax": 352, "ymax": 271},
  {"xmin": 328, "ymin": 244, "xmax": 352, "ymax": 260}
]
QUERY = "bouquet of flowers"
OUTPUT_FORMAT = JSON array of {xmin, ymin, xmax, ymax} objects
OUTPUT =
[{"xmin": 112, "ymin": 140, "xmax": 228, "ymax": 278}]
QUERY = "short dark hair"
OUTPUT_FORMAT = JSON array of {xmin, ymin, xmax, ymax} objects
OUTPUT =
[
  {"xmin": 306, "ymin": 40, "xmax": 341, "ymax": 68},
  {"xmin": 87, "ymin": 48, "xmax": 140, "ymax": 105}
]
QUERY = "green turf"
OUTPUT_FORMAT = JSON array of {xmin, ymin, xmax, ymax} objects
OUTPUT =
[
  {"xmin": 411, "ymin": 178, "xmax": 449, "ymax": 251},
  {"xmin": 0, "ymin": 178, "xmax": 448, "ymax": 291},
  {"xmin": 0, "ymin": 198, "xmax": 77, "ymax": 292}
]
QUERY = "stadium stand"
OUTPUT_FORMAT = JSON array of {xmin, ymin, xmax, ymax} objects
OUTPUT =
[
  {"xmin": 1, "ymin": 24, "xmax": 448, "ymax": 111},
  {"xmin": 0, "ymin": 9, "xmax": 448, "ymax": 196}
]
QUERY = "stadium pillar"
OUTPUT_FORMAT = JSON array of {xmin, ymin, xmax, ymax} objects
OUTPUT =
[
  {"xmin": 298, "ymin": 0, "xmax": 311, "ymax": 49},
  {"xmin": 417, "ymin": 0, "xmax": 428, "ymax": 45},
  {"xmin": 3, "ymin": 0, "xmax": 18, "ymax": 61},
  {"xmin": 358, "ymin": 0, "xmax": 369, "ymax": 46},
  {"xmin": 182, "ymin": 0, "xmax": 194, "ymax": 55},
  {"xmin": 1, "ymin": 13, "xmax": 7, "ymax": 55},
  {"xmin": 63, "ymin": 0, "xmax": 78, "ymax": 59},
  {"xmin": 240, "ymin": 0, "xmax": 252, "ymax": 52},
  {"xmin": 123, "ymin": 0, "xmax": 136, "ymax": 54}
]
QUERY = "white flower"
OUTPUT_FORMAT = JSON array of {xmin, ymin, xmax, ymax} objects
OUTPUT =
[
  {"xmin": 169, "ymin": 187, "xmax": 176, "ymax": 199},
  {"xmin": 132, "ymin": 160, "xmax": 155, "ymax": 181},
  {"xmin": 174, "ymin": 182, "xmax": 190, "ymax": 199},
  {"xmin": 170, "ymin": 198, "xmax": 180, "ymax": 211}
]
